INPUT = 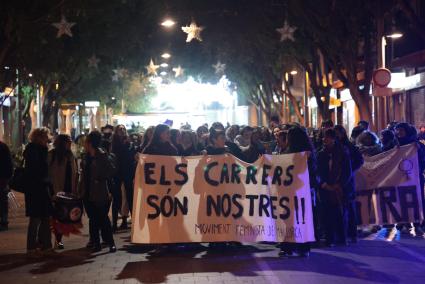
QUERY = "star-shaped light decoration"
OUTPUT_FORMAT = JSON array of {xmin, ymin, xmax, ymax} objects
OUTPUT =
[
  {"xmin": 181, "ymin": 21, "xmax": 204, "ymax": 42},
  {"xmin": 145, "ymin": 59, "xmax": 160, "ymax": 76},
  {"xmin": 111, "ymin": 74, "xmax": 119, "ymax": 82},
  {"xmin": 87, "ymin": 55, "xmax": 100, "ymax": 68},
  {"xmin": 52, "ymin": 16, "xmax": 76, "ymax": 38},
  {"xmin": 212, "ymin": 61, "xmax": 226, "ymax": 74},
  {"xmin": 172, "ymin": 66, "xmax": 184, "ymax": 77},
  {"xmin": 276, "ymin": 21, "xmax": 297, "ymax": 42}
]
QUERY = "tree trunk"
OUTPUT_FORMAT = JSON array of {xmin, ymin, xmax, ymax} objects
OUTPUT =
[{"xmin": 348, "ymin": 84, "xmax": 373, "ymax": 128}]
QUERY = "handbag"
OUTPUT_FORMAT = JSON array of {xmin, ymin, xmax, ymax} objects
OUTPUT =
[
  {"xmin": 9, "ymin": 159, "xmax": 26, "ymax": 193},
  {"xmin": 52, "ymin": 192, "xmax": 83, "ymax": 224}
]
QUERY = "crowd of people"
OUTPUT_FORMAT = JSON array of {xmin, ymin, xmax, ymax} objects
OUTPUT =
[{"xmin": 1, "ymin": 116, "xmax": 425, "ymax": 258}]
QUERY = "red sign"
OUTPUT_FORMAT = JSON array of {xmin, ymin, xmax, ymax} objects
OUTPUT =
[{"xmin": 373, "ymin": 68, "xmax": 392, "ymax": 87}]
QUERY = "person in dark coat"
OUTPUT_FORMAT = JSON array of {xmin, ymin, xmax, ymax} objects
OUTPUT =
[
  {"xmin": 142, "ymin": 124, "xmax": 178, "ymax": 156},
  {"xmin": 24, "ymin": 127, "xmax": 53, "ymax": 255},
  {"xmin": 317, "ymin": 128, "xmax": 352, "ymax": 246},
  {"xmin": 0, "ymin": 140, "xmax": 13, "ymax": 231},
  {"xmin": 380, "ymin": 129, "xmax": 399, "ymax": 152},
  {"xmin": 111, "ymin": 125, "xmax": 137, "ymax": 231},
  {"xmin": 243, "ymin": 127, "xmax": 265, "ymax": 163},
  {"xmin": 79, "ymin": 131, "xmax": 116, "ymax": 253},
  {"xmin": 334, "ymin": 125, "xmax": 364, "ymax": 242},
  {"xmin": 279, "ymin": 126, "xmax": 319, "ymax": 257},
  {"xmin": 204, "ymin": 129, "xmax": 229, "ymax": 155}
]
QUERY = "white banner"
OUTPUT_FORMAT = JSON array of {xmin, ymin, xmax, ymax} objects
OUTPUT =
[
  {"xmin": 131, "ymin": 153, "xmax": 315, "ymax": 244},
  {"xmin": 355, "ymin": 144, "xmax": 424, "ymax": 225}
]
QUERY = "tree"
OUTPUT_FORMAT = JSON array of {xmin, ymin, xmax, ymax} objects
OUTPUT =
[{"xmin": 288, "ymin": 0, "xmax": 377, "ymax": 125}]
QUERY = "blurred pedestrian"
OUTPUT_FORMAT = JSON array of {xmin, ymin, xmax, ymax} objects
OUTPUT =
[
  {"xmin": 24, "ymin": 127, "xmax": 53, "ymax": 256},
  {"xmin": 79, "ymin": 131, "xmax": 116, "ymax": 253},
  {"xmin": 111, "ymin": 125, "xmax": 137, "ymax": 231},
  {"xmin": 48, "ymin": 134, "xmax": 78, "ymax": 249},
  {"xmin": 0, "ymin": 140, "xmax": 13, "ymax": 231}
]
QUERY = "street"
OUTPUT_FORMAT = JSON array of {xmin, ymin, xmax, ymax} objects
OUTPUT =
[{"xmin": 0, "ymin": 193, "xmax": 425, "ymax": 284}]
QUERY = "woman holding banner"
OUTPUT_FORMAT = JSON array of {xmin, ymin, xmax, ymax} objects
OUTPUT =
[
  {"xmin": 142, "ymin": 124, "xmax": 178, "ymax": 156},
  {"xmin": 279, "ymin": 126, "xmax": 318, "ymax": 257}
]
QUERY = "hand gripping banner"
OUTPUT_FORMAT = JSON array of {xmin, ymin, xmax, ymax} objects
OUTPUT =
[
  {"xmin": 355, "ymin": 144, "xmax": 424, "ymax": 225},
  {"xmin": 131, "ymin": 153, "xmax": 315, "ymax": 244}
]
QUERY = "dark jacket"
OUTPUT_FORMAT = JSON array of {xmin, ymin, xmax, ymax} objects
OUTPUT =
[
  {"xmin": 225, "ymin": 141, "xmax": 245, "ymax": 161},
  {"xmin": 205, "ymin": 145, "xmax": 228, "ymax": 155},
  {"xmin": 243, "ymin": 142, "xmax": 265, "ymax": 163},
  {"xmin": 0, "ymin": 141, "xmax": 13, "ymax": 188},
  {"xmin": 23, "ymin": 143, "xmax": 51, "ymax": 217},
  {"xmin": 180, "ymin": 145, "xmax": 199, "ymax": 156},
  {"xmin": 78, "ymin": 148, "xmax": 116, "ymax": 204},
  {"xmin": 343, "ymin": 142, "xmax": 364, "ymax": 200},
  {"xmin": 112, "ymin": 141, "xmax": 137, "ymax": 180},
  {"xmin": 142, "ymin": 142, "xmax": 178, "ymax": 156},
  {"xmin": 317, "ymin": 144, "xmax": 352, "ymax": 202}
]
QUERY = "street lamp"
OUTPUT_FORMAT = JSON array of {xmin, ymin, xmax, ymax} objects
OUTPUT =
[
  {"xmin": 290, "ymin": 70, "xmax": 298, "ymax": 75},
  {"xmin": 381, "ymin": 32, "xmax": 403, "ymax": 68},
  {"xmin": 160, "ymin": 63, "xmax": 169, "ymax": 68},
  {"xmin": 161, "ymin": 19, "xmax": 175, "ymax": 27},
  {"xmin": 160, "ymin": 71, "xmax": 167, "ymax": 76},
  {"xmin": 161, "ymin": 53, "xmax": 171, "ymax": 59},
  {"xmin": 28, "ymin": 73, "xmax": 33, "ymax": 77},
  {"xmin": 386, "ymin": 32, "xmax": 403, "ymax": 39}
]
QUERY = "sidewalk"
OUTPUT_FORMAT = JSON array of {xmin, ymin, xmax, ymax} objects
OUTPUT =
[{"xmin": 1, "ymin": 192, "xmax": 425, "ymax": 284}]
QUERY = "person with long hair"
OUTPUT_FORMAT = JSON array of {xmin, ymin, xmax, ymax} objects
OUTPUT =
[
  {"xmin": 317, "ymin": 128, "xmax": 352, "ymax": 246},
  {"xmin": 142, "ymin": 124, "xmax": 178, "ymax": 156},
  {"xmin": 139, "ymin": 126, "xmax": 155, "ymax": 153},
  {"xmin": 195, "ymin": 125, "xmax": 209, "ymax": 152},
  {"xmin": 234, "ymin": 126, "xmax": 253, "ymax": 151},
  {"xmin": 279, "ymin": 126, "xmax": 318, "ymax": 257},
  {"xmin": 24, "ymin": 127, "xmax": 53, "ymax": 256},
  {"xmin": 48, "ymin": 134, "xmax": 79, "ymax": 249},
  {"xmin": 111, "ymin": 125, "xmax": 137, "ymax": 231},
  {"xmin": 170, "ymin": 129, "xmax": 184, "ymax": 155},
  {"xmin": 204, "ymin": 129, "xmax": 228, "ymax": 155},
  {"xmin": 224, "ymin": 125, "xmax": 245, "ymax": 160},
  {"xmin": 334, "ymin": 125, "xmax": 364, "ymax": 243},
  {"xmin": 180, "ymin": 130, "xmax": 199, "ymax": 156}
]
